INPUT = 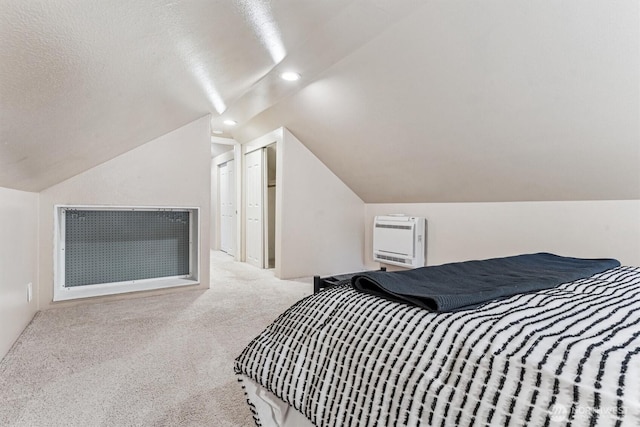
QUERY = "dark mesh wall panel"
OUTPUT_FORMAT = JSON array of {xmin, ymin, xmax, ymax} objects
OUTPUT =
[{"xmin": 64, "ymin": 210, "xmax": 190, "ymax": 287}]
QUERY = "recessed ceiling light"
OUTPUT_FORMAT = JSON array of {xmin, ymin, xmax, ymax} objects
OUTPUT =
[
  {"xmin": 280, "ymin": 71, "xmax": 301, "ymax": 81},
  {"xmin": 223, "ymin": 119, "xmax": 237, "ymax": 126},
  {"xmin": 212, "ymin": 130, "xmax": 224, "ymax": 135}
]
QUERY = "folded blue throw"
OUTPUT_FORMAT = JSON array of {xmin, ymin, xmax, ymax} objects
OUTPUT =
[{"xmin": 351, "ymin": 253, "xmax": 620, "ymax": 312}]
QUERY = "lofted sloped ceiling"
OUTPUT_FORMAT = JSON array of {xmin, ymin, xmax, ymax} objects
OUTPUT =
[
  {"xmin": 1, "ymin": 0, "xmax": 422, "ymax": 191},
  {"xmin": 235, "ymin": 0, "xmax": 640, "ymax": 203},
  {"xmin": 1, "ymin": 0, "xmax": 638, "ymax": 202}
]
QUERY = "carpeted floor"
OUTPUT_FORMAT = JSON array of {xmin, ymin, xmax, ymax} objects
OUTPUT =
[{"xmin": 0, "ymin": 251, "xmax": 312, "ymax": 426}]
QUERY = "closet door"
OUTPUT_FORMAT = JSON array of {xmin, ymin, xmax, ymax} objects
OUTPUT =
[
  {"xmin": 219, "ymin": 160, "xmax": 235, "ymax": 255},
  {"xmin": 245, "ymin": 149, "xmax": 264, "ymax": 268}
]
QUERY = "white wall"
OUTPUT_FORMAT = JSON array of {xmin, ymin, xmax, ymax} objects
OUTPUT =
[
  {"xmin": 365, "ymin": 201, "xmax": 640, "ymax": 269},
  {"xmin": 0, "ymin": 187, "xmax": 38, "ymax": 360},
  {"xmin": 38, "ymin": 116, "xmax": 212, "ymax": 309},
  {"xmin": 278, "ymin": 129, "xmax": 365, "ymax": 278}
]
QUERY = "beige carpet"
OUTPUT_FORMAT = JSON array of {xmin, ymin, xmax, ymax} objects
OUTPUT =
[{"xmin": 0, "ymin": 251, "xmax": 312, "ymax": 426}]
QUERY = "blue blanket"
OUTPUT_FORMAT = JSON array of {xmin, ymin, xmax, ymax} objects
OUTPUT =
[{"xmin": 351, "ymin": 253, "xmax": 620, "ymax": 312}]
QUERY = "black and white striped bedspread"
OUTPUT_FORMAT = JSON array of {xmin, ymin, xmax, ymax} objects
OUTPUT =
[{"xmin": 235, "ymin": 266, "xmax": 640, "ymax": 426}]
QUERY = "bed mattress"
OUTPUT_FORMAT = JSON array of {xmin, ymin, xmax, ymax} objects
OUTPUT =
[{"xmin": 235, "ymin": 265, "xmax": 640, "ymax": 426}]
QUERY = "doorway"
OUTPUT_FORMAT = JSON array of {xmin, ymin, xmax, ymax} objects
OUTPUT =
[
  {"xmin": 265, "ymin": 144, "xmax": 276, "ymax": 269},
  {"xmin": 244, "ymin": 144, "xmax": 277, "ymax": 269},
  {"xmin": 218, "ymin": 160, "xmax": 235, "ymax": 256},
  {"xmin": 211, "ymin": 139, "xmax": 238, "ymax": 260}
]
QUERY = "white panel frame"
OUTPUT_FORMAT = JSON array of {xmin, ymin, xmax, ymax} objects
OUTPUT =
[{"xmin": 53, "ymin": 205, "xmax": 200, "ymax": 301}]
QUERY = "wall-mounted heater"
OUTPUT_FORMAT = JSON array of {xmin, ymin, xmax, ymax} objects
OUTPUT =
[{"xmin": 373, "ymin": 215, "xmax": 426, "ymax": 268}]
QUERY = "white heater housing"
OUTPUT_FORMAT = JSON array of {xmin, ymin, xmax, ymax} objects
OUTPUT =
[{"xmin": 373, "ymin": 215, "xmax": 426, "ymax": 268}]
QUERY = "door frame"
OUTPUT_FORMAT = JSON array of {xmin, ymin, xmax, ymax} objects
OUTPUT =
[
  {"xmin": 244, "ymin": 147, "xmax": 265, "ymax": 268},
  {"xmin": 212, "ymin": 140, "xmax": 242, "ymax": 261},
  {"xmin": 218, "ymin": 159, "xmax": 235, "ymax": 255},
  {"xmin": 242, "ymin": 129, "xmax": 282, "ymax": 272}
]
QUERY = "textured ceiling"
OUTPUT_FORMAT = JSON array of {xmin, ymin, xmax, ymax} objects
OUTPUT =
[
  {"xmin": 0, "ymin": 0, "xmax": 368, "ymax": 191},
  {"xmin": 2, "ymin": 0, "xmax": 639, "ymax": 202},
  {"xmin": 235, "ymin": 0, "xmax": 640, "ymax": 202}
]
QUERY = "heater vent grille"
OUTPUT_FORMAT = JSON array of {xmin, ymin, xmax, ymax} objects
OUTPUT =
[
  {"xmin": 375, "ymin": 254, "xmax": 408, "ymax": 264},
  {"xmin": 375, "ymin": 224, "xmax": 412, "ymax": 230}
]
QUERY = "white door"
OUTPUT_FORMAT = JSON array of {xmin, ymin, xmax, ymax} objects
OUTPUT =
[
  {"xmin": 219, "ymin": 160, "xmax": 235, "ymax": 255},
  {"xmin": 245, "ymin": 149, "xmax": 264, "ymax": 268}
]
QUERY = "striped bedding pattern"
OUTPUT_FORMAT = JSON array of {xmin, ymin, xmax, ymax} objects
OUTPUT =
[{"xmin": 235, "ymin": 266, "xmax": 640, "ymax": 426}]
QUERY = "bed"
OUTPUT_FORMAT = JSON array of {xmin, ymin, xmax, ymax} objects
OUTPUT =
[{"xmin": 234, "ymin": 254, "xmax": 640, "ymax": 426}]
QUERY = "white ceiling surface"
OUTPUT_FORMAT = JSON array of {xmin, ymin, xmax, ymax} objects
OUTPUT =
[
  {"xmin": 2, "ymin": 1, "xmax": 639, "ymax": 202},
  {"xmin": 237, "ymin": 0, "xmax": 640, "ymax": 202},
  {"xmin": 1, "ymin": 0, "xmax": 389, "ymax": 191}
]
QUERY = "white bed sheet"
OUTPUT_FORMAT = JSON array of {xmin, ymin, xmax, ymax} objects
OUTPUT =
[{"xmin": 241, "ymin": 374, "xmax": 314, "ymax": 427}]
